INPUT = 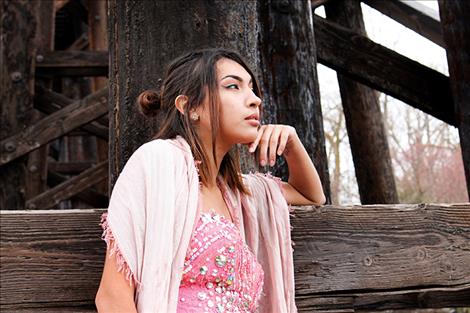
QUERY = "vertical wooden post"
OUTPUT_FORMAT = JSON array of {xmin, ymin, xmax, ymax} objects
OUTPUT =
[
  {"xmin": 26, "ymin": 0, "xmax": 55, "ymax": 203},
  {"xmin": 108, "ymin": 0, "xmax": 259, "ymax": 186},
  {"xmin": 324, "ymin": 0, "xmax": 399, "ymax": 204},
  {"xmin": 258, "ymin": 0, "xmax": 331, "ymax": 202},
  {"xmin": 87, "ymin": 0, "xmax": 108, "ymax": 196},
  {"xmin": 438, "ymin": 0, "xmax": 470, "ymax": 200},
  {"xmin": 0, "ymin": 1, "xmax": 39, "ymax": 209}
]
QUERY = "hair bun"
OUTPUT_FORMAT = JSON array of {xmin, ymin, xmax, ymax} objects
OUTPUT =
[{"xmin": 137, "ymin": 90, "xmax": 161, "ymax": 117}]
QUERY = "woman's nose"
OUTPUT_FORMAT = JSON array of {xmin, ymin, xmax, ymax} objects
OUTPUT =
[{"xmin": 249, "ymin": 92, "xmax": 262, "ymax": 108}]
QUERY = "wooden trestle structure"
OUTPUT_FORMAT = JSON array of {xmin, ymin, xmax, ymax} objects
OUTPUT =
[{"xmin": 1, "ymin": 0, "xmax": 469, "ymax": 312}]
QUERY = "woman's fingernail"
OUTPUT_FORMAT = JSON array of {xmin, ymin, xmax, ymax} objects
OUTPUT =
[
  {"xmin": 260, "ymin": 159, "xmax": 266, "ymax": 166},
  {"xmin": 270, "ymin": 160, "xmax": 275, "ymax": 166}
]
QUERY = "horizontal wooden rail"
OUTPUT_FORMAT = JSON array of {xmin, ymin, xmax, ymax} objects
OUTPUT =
[
  {"xmin": 35, "ymin": 51, "xmax": 108, "ymax": 77},
  {"xmin": 314, "ymin": 15, "xmax": 455, "ymax": 127},
  {"xmin": 1, "ymin": 204, "xmax": 469, "ymax": 312}
]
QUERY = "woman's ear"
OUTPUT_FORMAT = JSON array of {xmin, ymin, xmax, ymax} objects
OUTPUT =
[{"xmin": 175, "ymin": 95, "xmax": 189, "ymax": 115}]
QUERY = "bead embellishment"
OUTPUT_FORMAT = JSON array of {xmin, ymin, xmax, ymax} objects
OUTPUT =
[{"xmin": 178, "ymin": 210, "xmax": 264, "ymax": 312}]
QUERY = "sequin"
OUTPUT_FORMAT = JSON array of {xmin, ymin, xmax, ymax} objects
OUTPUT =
[
  {"xmin": 197, "ymin": 291, "xmax": 207, "ymax": 301},
  {"xmin": 215, "ymin": 255, "xmax": 227, "ymax": 267},
  {"xmin": 199, "ymin": 265, "xmax": 208, "ymax": 275},
  {"xmin": 177, "ymin": 211, "xmax": 264, "ymax": 312}
]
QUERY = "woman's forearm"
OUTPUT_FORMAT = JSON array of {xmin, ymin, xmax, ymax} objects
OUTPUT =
[{"xmin": 284, "ymin": 134, "xmax": 326, "ymax": 205}]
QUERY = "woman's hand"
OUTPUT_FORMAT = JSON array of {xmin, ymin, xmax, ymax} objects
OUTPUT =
[
  {"xmin": 247, "ymin": 123, "xmax": 327, "ymax": 205},
  {"xmin": 248, "ymin": 124, "xmax": 299, "ymax": 167}
]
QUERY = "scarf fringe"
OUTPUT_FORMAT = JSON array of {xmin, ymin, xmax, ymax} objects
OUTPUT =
[{"xmin": 100, "ymin": 212, "xmax": 143, "ymax": 290}]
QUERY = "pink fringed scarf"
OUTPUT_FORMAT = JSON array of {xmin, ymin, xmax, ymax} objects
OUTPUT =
[{"xmin": 100, "ymin": 136, "xmax": 297, "ymax": 313}]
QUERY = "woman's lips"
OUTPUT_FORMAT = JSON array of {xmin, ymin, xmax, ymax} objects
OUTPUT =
[{"xmin": 246, "ymin": 118, "xmax": 260, "ymax": 126}]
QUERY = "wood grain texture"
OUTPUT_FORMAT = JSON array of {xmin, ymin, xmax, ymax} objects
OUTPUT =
[
  {"xmin": 25, "ymin": 160, "xmax": 108, "ymax": 210},
  {"xmin": 1, "ymin": 204, "xmax": 469, "ymax": 311},
  {"xmin": 0, "ymin": 87, "xmax": 108, "ymax": 166},
  {"xmin": 258, "ymin": 0, "xmax": 332, "ymax": 203},
  {"xmin": 108, "ymin": 0, "xmax": 260, "ymax": 189},
  {"xmin": 438, "ymin": 0, "xmax": 470, "ymax": 200},
  {"xmin": 0, "ymin": 0, "xmax": 39, "ymax": 210},
  {"xmin": 35, "ymin": 51, "xmax": 108, "ymax": 77},
  {"xmin": 292, "ymin": 204, "xmax": 470, "ymax": 310}
]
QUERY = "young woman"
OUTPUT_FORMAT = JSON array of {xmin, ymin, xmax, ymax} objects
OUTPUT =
[{"xmin": 95, "ymin": 48, "xmax": 326, "ymax": 313}]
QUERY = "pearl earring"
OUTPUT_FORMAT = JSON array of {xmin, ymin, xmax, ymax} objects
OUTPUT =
[{"xmin": 190, "ymin": 112, "xmax": 200, "ymax": 121}]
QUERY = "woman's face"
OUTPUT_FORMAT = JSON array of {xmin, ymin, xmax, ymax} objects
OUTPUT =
[{"xmin": 211, "ymin": 58, "xmax": 262, "ymax": 145}]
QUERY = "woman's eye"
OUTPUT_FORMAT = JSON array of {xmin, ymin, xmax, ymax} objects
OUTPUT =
[{"xmin": 226, "ymin": 84, "xmax": 239, "ymax": 90}]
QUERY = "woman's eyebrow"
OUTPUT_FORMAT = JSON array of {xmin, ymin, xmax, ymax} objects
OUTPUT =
[{"xmin": 221, "ymin": 75, "xmax": 253, "ymax": 84}]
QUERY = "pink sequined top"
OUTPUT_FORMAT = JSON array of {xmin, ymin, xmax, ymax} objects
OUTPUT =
[{"xmin": 176, "ymin": 210, "xmax": 264, "ymax": 312}]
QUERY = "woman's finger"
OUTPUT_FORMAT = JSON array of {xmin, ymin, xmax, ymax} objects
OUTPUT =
[
  {"xmin": 258, "ymin": 124, "xmax": 274, "ymax": 166},
  {"xmin": 268, "ymin": 126, "xmax": 283, "ymax": 166},
  {"xmin": 277, "ymin": 127, "xmax": 290, "ymax": 156},
  {"xmin": 249, "ymin": 125, "xmax": 266, "ymax": 153}
]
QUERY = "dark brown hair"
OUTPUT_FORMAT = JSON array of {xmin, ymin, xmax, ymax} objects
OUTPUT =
[{"xmin": 136, "ymin": 48, "xmax": 263, "ymax": 194}]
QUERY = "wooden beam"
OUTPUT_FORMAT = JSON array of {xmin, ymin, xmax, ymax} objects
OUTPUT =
[
  {"xmin": 88, "ymin": 0, "xmax": 109, "ymax": 196},
  {"xmin": 35, "ymin": 51, "xmax": 108, "ymax": 77},
  {"xmin": 0, "ymin": 88, "xmax": 108, "ymax": 166},
  {"xmin": 258, "ymin": 0, "xmax": 331, "ymax": 202},
  {"xmin": 109, "ymin": 0, "xmax": 260, "ymax": 188},
  {"xmin": 25, "ymin": 160, "xmax": 108, "ymax": 210},
  {"xmin": 313, "ymin": 15, "xmax": 455, "ymax": 126},
  {"xmin": 1, "ymin": 204, "xmax": 468, "ymax": 310},
  {"xmin": 36, "ymin": 86, "xmax": 109, "ymax": 127},
  {"xmin": 438, "ymin": 0, "xmax": 470, "ymax": 200},
  {"xmin": 311, "ymin": 0, "xmax": 331, "ymax": 10},
  {"xmin": 324, "ymin": 0, "xmax": 398, "ymax": 204},
  {"xmin": 1, "ymin": 1, "xmax": 39, "ymax": 210},
  {"xmin": 363, "ymin": 0, "xmax": 443, "ymax": 48},
  {"xmin": 26, "ymin": 0, "xmax": 56, "ymax": 201},
  {"xmin": 292, "ymin": 204, "xmax": 470, "ymax": 310},
  {"xmin": 47, "ymin": 170, "xmax": 108, "ymax": 208},
  {"xmin": 34, "ymin": 88, "xmax": 108, "ymax": 140},
  {"xmin": 48, "ymin": 161, "xmax": 95, "ymax": 174}
]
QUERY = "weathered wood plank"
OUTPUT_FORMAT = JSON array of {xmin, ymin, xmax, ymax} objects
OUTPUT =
[
  {"xmin": 25, "ymin": 160, "xmax": 108, "ymax": 210},
  {"xmin": 438, "ymin": 0, "xmax": 470, "ymax": 200},
  {"xmin": 34, "ymin": 89, "xmax": 108, "ymax": 140},
  {"xmin": 0, "ymin": 87, "xmax": 108, "ymax": 166},
  {"xmin": 26, "ymin": 0, "xmax": 55, "ymax": 201},
  {"xmin": 47, "ymin": 170, "xmax": 108, "ymax": 208},
  {"xmin": 88, "ymin": 0, "xmax": 109, "ymax": 196},
  {"xmin": 48, "ymin": 161, "xmax": 95, "ymax": 174},
  {"xmin": 0, "ymin": 0, "xmax": 39, "ymax": 210},
  {"xmin": 314, "ymin": 15, "xmax": 455, "ymax": 126},
  {"xmin": 258, "ymin": 0, "xmax": 331, "ymax": 202},
  {"xmin": 363, "ymin": 0, "xmax": 443, "ymax": 48},
  {"xmin": 324, "ymin": 0, "xmax": 398, "ymax": 204},
  {"xmin": 292, "ymin": 204, "xmax": 470, "ymax": 310},
  {"xmin": 35, "ymin": 51, "xmax": 108, "ymax": 77},
  {"xmin": 1, "ymin": 204, "xmax": 469, "ymax": 311},
  {"xmin": 36, "ymin": 86, "xmax": 108, "ymax": 128}
]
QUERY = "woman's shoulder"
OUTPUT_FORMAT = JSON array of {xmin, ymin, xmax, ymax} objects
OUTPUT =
[{"xmin": 134, "ymin": 137, "xmax": 190, "ymax": 159}]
